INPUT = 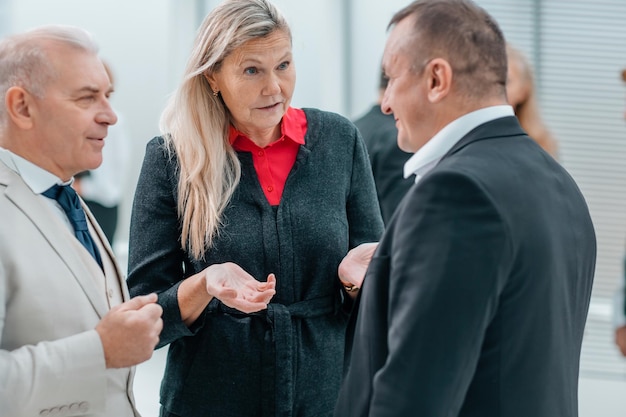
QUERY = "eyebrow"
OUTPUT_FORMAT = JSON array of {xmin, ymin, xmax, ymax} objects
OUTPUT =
[
  {"xmin": 75, "ymin": 85, "xmax": 114, "ymax": 95},
  {"xmin": 238, "ymin": 51, "xmax": 292, "ymax": 66}
]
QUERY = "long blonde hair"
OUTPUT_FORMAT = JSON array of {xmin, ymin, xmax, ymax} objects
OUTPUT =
[
  {"xmin": 506, "ymin": 44, "xmax": 559, "ymax": 158},
  {"xmin": 160, "ymin": 0, "xmax": 291, "ymax": 260}
]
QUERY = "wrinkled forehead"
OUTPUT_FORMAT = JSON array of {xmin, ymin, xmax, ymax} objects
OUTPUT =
[{"xmin": 230, "ymin": 30, "xmax": 292, "ymax": 63}]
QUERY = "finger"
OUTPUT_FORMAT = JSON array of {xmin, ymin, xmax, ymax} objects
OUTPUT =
[
  {"xmin": 138, "ymin": 302, "xmax": 164, "ymax": 319},
  {"xmin": 238, "ymin": 286, "xmax": 276, "ymax": 300},
  {"xmin": 209, "ymin": 285, "xmax": 238, "ymax": 300},
  {"xmin": 339, "ymin": 278, "xmax": 353, "ymax": 287},
  {"xmin": 253, "ymin": 274, "xmax": 276, "ymax": 291},
  {"xmin": 244, "ymin": 289, "xmax": 276, "ymax": 303},
  {"xmin": 119, "ymin": 293, "xmax": 158, "ymax": 311},
  {"xmin": 251, "ymin": 282, "xmax": 275, "ymax": 293},
  {"xmin": 225, "ymin": 299, "xmax": 269, "ymax": 314}
]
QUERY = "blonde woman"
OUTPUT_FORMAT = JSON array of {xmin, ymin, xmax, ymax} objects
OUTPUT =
[
  {"xmin": 127, "ymin": 0, "xmax": 383, "ymax": 416},
  {"xmin": 506, "ymin": 44, "xmax": 559, "ymax": 158}
]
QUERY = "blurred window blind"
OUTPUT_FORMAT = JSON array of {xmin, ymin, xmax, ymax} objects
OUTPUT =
[{"xmin": 475, "ymin": 0, "xmax": 626, "ymax": 379}]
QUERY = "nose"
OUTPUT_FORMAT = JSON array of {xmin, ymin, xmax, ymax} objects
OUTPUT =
[
  {"xmin": 97, "ymin": 98, "xmax": 118, "ymax": 126},
  {"xmin": 263, "ymin": 73, "xmax": 281, "ymax": 96},
  {"xmin": 380, "ymin": 87, "xmax": 392, "ymax": 115}
]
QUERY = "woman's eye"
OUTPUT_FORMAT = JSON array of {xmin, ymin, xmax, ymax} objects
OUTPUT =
[
  {"xmin": 278, "ymin": 61, "xmax": 290, "ymax": 70},
  {"xmin": 244, "ymin": 67, "xmax": 258, "ymax": 75}
]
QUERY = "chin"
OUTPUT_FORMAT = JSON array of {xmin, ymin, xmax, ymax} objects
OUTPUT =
[
  {"xmin": 86, "ymin": 155, "xmax": 104, "ymax": 170},
  {"xmin": 397, "ymin": 135, "xmax": 415, "ymax": 153}
]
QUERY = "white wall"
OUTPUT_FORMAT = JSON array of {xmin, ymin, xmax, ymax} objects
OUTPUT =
[{"xmin": 348, "ymin": 0, "xmax": 411, "ymax": 119}]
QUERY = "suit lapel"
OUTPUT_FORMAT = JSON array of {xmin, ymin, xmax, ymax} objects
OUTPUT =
[
  {"xmin": 1, "ymin": 165, "xmax": 110, "ymax": 317},
  {"xmin": 442, "ymin": 115, "xmax": 526, "ymax": 159},
  {"xmin": 82, "ymin": 202, "xmax": 130, "ymax": 302}
]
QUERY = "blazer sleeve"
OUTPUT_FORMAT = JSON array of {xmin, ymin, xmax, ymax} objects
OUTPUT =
[
  {"xmin": 368, "ymin": 170, "xmax": 510, "ymax": 416},
  {"xmin": 127, "ymin": 137, "xmax": 195, "ymax": 348}
]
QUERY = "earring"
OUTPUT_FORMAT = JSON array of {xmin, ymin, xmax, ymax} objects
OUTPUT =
[{"xmin": 212, "ymin": 90, "xmax": 219, "ymax": 97}]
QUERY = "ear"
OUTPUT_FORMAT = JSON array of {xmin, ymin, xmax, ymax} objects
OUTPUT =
[
  {"xmin": 204, "ymin": 72, "xmax": 218, "ymax": 93},
  {"xmin": 425, "ymin": 58, "xmax": 453, "ymax": 103},
  {"xmin": 5, "ymin": 86, "xmax": 34, "ymax": 129}
]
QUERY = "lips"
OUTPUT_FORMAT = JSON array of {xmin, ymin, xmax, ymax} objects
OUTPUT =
[{"xmin": 257, "ymin": 99, "xmax": 284, "ymax": 110}]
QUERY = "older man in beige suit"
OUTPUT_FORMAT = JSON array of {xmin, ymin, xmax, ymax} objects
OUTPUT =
[{"xmin": 0, "ymin": 25, "xmax": 163, "ymax": 416}]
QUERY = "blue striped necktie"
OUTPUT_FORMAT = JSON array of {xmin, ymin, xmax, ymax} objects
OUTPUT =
[{"xmin": 43, "ymin": 184, "xmax": 103, "ymax": 270}]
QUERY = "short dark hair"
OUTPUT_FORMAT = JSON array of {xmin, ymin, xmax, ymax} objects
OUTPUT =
[{"xmin": 389, "ymin": 0, "xmax": 507, "ymax": 97}]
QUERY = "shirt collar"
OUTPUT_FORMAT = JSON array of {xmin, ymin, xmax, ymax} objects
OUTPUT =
[
  {"xmin": 0, "ymin": 147, "xmax": 69, "ymax": 193},
  {"xmin": 228, "ymin": 106, "xmax": 306, "ymax": 147},
  {"xmin": 403, "ymin": 105, "xmax": 514, "ymax": 182}
]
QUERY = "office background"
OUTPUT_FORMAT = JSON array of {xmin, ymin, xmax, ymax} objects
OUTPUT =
[{"xmin": 1, "ymin": 0, "xmax": 625, "ymax": 415}]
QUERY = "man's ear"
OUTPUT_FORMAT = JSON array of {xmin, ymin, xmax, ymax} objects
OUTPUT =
[
  {"xmin": 5, "ymin": 86, "xmax": 34, "ymax": 129},
  {"xmin": 425, "ymin": 58, "xmax": 452, "ymax": 103}
]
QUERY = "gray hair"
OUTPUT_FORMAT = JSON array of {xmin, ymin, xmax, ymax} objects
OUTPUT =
[{"xmin": 0, "ymin": 25, "xmax": 99, "ymax": 127}]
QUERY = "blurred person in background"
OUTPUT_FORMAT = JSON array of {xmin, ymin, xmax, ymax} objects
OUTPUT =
[
  {"xmin": 506, "ymin": 43, "xmax": 559, "ymax": 158},
  {"xmin": 354, "ymin": 66, "xmax": 414, "ymax": 225},
  {"xmin": 613, "ymin": 68, "xmax": 626, "ymax": 357},
  {"xmin": 126, "ymin": 0, "xmax": 383, "ymax": 416}
]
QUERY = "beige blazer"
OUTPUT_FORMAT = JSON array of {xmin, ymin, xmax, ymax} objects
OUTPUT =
[{"xmin": 0, "ymin": 161, "xmax": 139, "ymax": 417}]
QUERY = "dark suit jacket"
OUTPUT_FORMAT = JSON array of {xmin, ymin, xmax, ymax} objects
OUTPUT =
[
  {"xmin": 354, "ymin": 105, "xmax": 414, "ymax": 224},
  {"xmin": 334, "ymin": 116, "xmax": 596, "ymax": 417}
]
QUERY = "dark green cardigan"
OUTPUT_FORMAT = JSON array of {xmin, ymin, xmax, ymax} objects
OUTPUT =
[{"xmin": 128, "ymin": 108, "xmax": 384, "ymax": 417}]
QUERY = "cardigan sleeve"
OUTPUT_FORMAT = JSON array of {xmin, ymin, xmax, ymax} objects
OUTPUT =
[
  {"xmin": 346, "ymin": 127, "xmax": 385, "ymax": 248},
  {"xmin": 341, "ymin": 124, "xmax": 384, "ymax": 309},
  {"xmin": 127, "ymin": 137, "xmax": 199, "ymax": 347}
]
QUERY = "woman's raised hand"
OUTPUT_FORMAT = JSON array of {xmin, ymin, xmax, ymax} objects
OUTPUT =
[{"xmin": 204, "ymin": 263, "xmax": 276, "ymax": 313}]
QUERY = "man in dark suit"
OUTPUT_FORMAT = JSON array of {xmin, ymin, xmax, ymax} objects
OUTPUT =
[
  {"xmin": 354, "ymin": 68, "xmax": 413, "ymax": 224},
  {"xmin": 334, "ymin": 1, "xmax": 596, "ymax": 416}
]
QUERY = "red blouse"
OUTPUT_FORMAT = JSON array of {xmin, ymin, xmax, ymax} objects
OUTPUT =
[{"xmin": 229, "ymin": 107, "xmax": 307, "ymax": 206}]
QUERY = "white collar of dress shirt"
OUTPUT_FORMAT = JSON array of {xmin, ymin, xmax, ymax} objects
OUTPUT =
[
  {"xmin": 0, "ymin": 147, "xmax": 68, "ymax": 193},
  {"xmin": 403, "ymin": 105, "xmax": 515, "ymax": 182}
]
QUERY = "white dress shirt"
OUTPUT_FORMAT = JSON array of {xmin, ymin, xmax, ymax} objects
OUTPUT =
[{"xmin": 403, "ymin": 105, "xmax": 515, "ymax": 183}]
